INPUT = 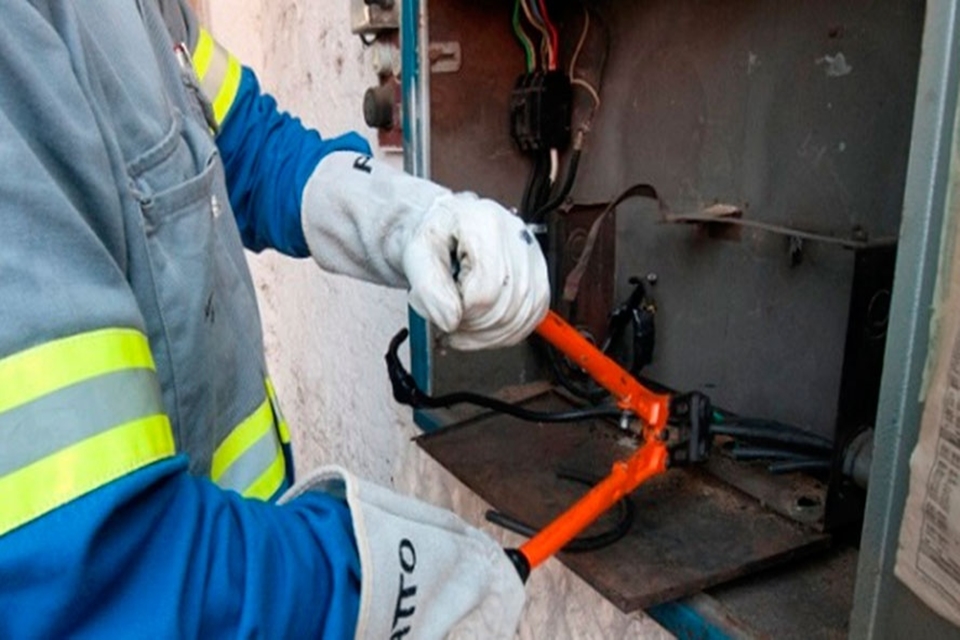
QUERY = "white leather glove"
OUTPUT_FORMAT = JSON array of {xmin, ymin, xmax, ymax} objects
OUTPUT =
[
  {"xmin": 280, "ymin": 466, "xmax": 526, "ymax": 640},
  {"xmin": 300, "ymin": 152, "xmax": 550, "ymax": 350}
]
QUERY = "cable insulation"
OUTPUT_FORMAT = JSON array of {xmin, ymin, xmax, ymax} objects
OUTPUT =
[
  {"xmin": 512, "ymin": 0, "xmax": 536, "ymax": 71},
  {"xmin": 536, "ymin": 0, "xmax": 560, "ymax": 69},
  {"xmin": 520, "ymin": 0, "xmax": 552, "ymax": 70}
]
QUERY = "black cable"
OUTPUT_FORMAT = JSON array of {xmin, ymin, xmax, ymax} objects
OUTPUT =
[
  {"xmin": 520, "ymin": 151, "xmax": 549, "ymax": 219},
  {"xmin": 485, "ymin": 468, "xmax": 635, "ymax": 553},
  {"xmin": 731, "ymin": 447, "xmax": 820, "ymax": 462},
  {"xmin": 768, "ymin": 459, "xmax": 832, "ymax": 475},
  {"xmin": 733, "ymin": 447, "xmax": 834, "ymax": 476},
  {"xmin": 532, "ymin": 148, "xmax": 581, "ymax": 222},
  {"xmin": 713, "ymin": 414, "xmax": 833, "ymax": 475},
  {"xmin": 529, "ymin": 151, "xmax": 553, "ymax": 212},
  {"xmin": 411, "ymin": 389, "xmax": 623, "ymax": 423},
  {"xmin": 710, "ymin": 423, "xmax": 833, "ymax": 453},
  {"xmin": 730, "ymin": 417, "xmax": 834, "ymax": 447},
  {"xmin": 386, "ymin": 329, "xmax": 625, "ymax": 423},
  {"xmin": 541, "ymin": 336, "xmax": 608, "ymax": 404}
]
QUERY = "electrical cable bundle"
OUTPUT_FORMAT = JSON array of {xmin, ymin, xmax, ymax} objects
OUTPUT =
[
  {"xmin": 510, "ymin": 3, "xmax": 618, "ymax": 402},
  {"xmin": 510, "ymin": 1, "xmax": 611, "ymax": 221},
  {"xmin": 512, "ymin": 0, "xmax": 559, "ymax": 73},
  {"xmin": 511, "ymin": 2, "xmax": 612, "ymax": 224},
  {"xmin": 710, "ymin": 412, "xmax": 834, "ymax": 475},
  {"xmin": 510, "ymin": 1, "xmax": 609, "ymax": 223}
]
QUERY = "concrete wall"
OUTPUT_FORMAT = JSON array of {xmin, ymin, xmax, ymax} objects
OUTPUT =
[{"xmin": 203, "ymin": 2, "xmax": 669, "ymax": 637}]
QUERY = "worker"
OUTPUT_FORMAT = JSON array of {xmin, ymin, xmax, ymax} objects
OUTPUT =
[{"xmin": 0, "ymin": 1, "xmax": 549, "ymax": 638}]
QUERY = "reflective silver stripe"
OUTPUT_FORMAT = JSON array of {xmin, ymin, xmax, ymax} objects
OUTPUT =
[
  {"xmin": 0, "ymin": 368, "xmax": 164, "ymax": 476},
  {"xmin": 198, "ymin": 40, "xmax": 229, "ymax": 106},
  {"xmin": 215, "ymin": 422, "xmax": 282, "ymax": 494}
]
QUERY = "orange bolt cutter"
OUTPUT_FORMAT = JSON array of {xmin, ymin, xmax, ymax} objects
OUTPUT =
[{"xmin": 385, "ymin": 310, "xmax": 713, "ymax": 582}]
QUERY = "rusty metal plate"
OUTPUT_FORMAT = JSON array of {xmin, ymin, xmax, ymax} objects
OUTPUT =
[{"xmin": 417, "ymin": 391, "xmax": 830, "ymax": 611}]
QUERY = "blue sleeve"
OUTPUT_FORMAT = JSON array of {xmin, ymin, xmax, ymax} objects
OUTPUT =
[
  {"xmin": 0, "ymin": 459, "xmax": 361, "ymax": 639},
  {"xmin": 217, "ymin": 67, "xmax": 372, "ymax": 257}
]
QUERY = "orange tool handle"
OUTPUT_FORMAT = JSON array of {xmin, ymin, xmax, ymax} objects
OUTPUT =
[
  {"xmin": 536, "ymin": 311, "xmax": 670, "ymax": 437},
  {"xmin": 519, "ymin": 439, "xmax": 669, "ymax": 568},
  {"xmin": 516, "ymin": 311, "xmax": 674, "ymax": 570}
]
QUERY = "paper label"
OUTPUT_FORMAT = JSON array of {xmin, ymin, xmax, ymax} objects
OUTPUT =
[{"xmin": 894, "ymin": 104, "xmax": 960, "ymax": 628}]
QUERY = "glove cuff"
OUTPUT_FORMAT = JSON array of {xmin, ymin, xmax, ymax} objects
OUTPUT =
[
  {"xmin": 300, "ymin": 152, "xmax": 450, "ymax": 287},
  {"xmin": 281, "ymin": 465, "xmax": 526, "ymax": 640}
]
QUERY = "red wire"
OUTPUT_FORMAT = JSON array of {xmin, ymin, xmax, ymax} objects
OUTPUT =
[{"xmin": 536, "ymin": 0, "xmax": 559, "ymax": 70}]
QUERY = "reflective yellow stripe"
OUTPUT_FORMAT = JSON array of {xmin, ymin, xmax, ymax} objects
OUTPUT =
[
  {"xmin": 0, "ymin": 329, "xmax": 155, "ymax": 415},
  {"xmin": 210, "ymin": 398, "xmax": 274, "ymax": 482},
  {"xmin": 211, "ymin": 389, "xmax": 289, "ymax": 500},
  {"xmin": 191, "ymin": 28, "xmax": 242, "ymax": 126},
  {"xmin": 212, "ymin": 56, "xmax": 242, "ymax": 126},
  {"xmin": 243, "ymin": 449, "xmax": 286, "ymax": 501},
  {"xmin": 0, "ymin": 414, "xmax": 174, "ymax": 537},
  {"xmin": 265, "ymin": 378, "xmax": 291, "ymax": 444},
  {"xmin": 193, "ymin": 28, "xmax": 215, "ymax": 80}
]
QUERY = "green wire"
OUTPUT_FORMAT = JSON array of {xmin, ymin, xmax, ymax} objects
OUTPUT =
[{"xmin": 512, "ymin": 0, "xmax": 535, "ymax": 72}]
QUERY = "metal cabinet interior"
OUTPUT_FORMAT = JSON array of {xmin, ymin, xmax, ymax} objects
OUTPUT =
[{"xmin": 399, "ymin": 0, "xmax": 959, "ymax": 635}]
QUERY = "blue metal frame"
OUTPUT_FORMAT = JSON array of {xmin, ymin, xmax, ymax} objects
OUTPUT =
[
  {"xmin": 647, "ymin": 601, "xmax": 740, "ymax": 640},
  {"xmin": 401, "ymin": 0, "xmax": 439, "ymax": 432}
]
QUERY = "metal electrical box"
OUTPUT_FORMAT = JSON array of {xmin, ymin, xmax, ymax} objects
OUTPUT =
[
  {"xmin": 350, "ymin": 0, "xmax": 399, "ymax": 34},
  {"xmin": 399, "ymin": 0, "xmax": 960, "ymax": 636}
]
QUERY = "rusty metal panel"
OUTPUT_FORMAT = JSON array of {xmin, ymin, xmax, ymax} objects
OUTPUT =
[
  {"xmin": 425, "ymin": 0, "xmax": 923, "ymax": 435},
  {"xmin": 580, "ymin": 0, "xmax": 921, "ymax": 441},
  {"xmin": 425, "ymin": 0, "xmax": 543, "ymax": 397},
  {"xmin": 428, "ymin": 0, "xmax": 523, "ymax": 200},
  {"xmin": 420, "ymin": 0, "xmax": 925, "ymax": 611},
  {"xmin": 417, "ymin": 392, "xmax": 829, "ymax": 611}
]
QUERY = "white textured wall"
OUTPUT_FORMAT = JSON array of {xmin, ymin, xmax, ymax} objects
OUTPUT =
[
  {"xmin": 204, "ymin": 2, "xmax": 670, "ymax": 638},
  {"xmin": 207, "ymin": 0, "xmax": 409, "ymax": 488}
]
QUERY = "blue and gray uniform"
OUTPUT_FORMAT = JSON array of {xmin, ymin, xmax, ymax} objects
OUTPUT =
[{"xmin": 0, "ymin": 0, "xmax": 370, "ymax": 636}]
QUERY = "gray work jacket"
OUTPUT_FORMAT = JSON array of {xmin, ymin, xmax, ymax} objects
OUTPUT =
[{"xmin": 0, "ymin": 0, "xmax": 290, "ymax": 506}]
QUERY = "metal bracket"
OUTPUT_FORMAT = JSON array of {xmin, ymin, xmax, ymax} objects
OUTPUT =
[{"xmin": 428, "ymin": 41, "xmax": 461, "ymax": 74}]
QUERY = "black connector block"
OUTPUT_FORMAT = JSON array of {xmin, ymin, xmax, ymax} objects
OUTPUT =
[
  {"xmin": 510, "ymin": 71, "xmax": 572, "ymax": 153},
  {"xmin": 669, "ymin": 392, "xmax": 714, "ymax": 466}
]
